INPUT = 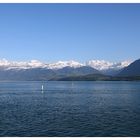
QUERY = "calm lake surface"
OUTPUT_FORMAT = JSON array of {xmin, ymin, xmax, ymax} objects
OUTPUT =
[{"xmin": 0, "ymin": 81, "xmax": 140, "ymax": 137}]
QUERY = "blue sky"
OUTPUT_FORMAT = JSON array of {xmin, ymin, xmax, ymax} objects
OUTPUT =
[{"xmin": 0, "ymin": 3, "xmax": 140, "ymax": 62}]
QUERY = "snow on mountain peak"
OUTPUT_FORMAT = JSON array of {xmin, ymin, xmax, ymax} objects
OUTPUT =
[
  {"xmin": 46, "ymin": 60, "xmax": 84, "ymax": 69},
  {"xmin": 0, "ymin": 59, "xmax": 132, "ymax": 70},
  {"xmin": 0, "ymin": 59, "xmax": 46, "ymax": 69},
  {"xmin": 28, "ymin": 60, "xmax": 45, "ymax": 68},
  {"xmin": 86, "ymin": 60, "xmax": 132, "ymax": 70}
]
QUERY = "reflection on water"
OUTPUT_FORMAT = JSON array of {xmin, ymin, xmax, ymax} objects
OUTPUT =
[{"xmin": 0, "ymin": 81, "xmax": 140, "ymax": 136}]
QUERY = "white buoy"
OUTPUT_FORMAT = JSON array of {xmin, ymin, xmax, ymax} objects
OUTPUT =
[{"xmin": 41, "ymin": 85, "xmax": 44, "ymax": 91}]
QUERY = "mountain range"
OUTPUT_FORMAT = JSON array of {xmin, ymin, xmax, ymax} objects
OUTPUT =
[
  {"xmin": 0, "ymin": 59, "xmax": 131, "ymax": 70},
  {"xmin": 0, "ymin": 58, "xmax": 139, "ymax": 81}
]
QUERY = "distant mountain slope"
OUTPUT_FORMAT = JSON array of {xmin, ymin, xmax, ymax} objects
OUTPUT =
[
  {"xmin": 118, "ymin": 59, "xmax": 140, "ymax": 76},
  {"xmin": 0, "ymin": 66, "xmax": 100, "ymax": 81},
  {"xmin": 101, "ymin": 68, "xmax": 122, "ymax": 76},
  {"xmin": 0, "ymin": 68, "xmax": 56, "ymax": 81},
  {"xmin": 55, "ymin": 66, "xmax": 100, "ymax": 76}
]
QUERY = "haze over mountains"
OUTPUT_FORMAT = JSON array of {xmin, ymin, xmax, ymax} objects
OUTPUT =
[{"xmin": 0, "ymin": 58, "xmax": 139, "ymax": 81}]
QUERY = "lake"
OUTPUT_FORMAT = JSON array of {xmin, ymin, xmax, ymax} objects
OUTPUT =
[{"xmin": 0, "ymin": 81, "xmax": 140, "ymax": 137}]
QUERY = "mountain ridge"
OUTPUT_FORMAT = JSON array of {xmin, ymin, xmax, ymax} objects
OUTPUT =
[
  {"xmin": 0, "ymin": 58, "xmax": 139, "ymax": 81},
  {"xmin": 0, "ymin": 59, "xmax": 132, "ymax": 71}
]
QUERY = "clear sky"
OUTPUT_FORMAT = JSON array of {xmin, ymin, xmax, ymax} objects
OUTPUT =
[{"xmin": 0, "ymin": 3, "xmax": 140, "ymax": 62}]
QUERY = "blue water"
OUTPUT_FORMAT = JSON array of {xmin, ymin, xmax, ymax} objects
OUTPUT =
[{"xmin": 0, "ymin": 81, "xmax": 140, "ymax": 137}]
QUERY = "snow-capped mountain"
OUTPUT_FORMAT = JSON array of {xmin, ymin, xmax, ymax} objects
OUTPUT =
[
  {"xmin": 0, "ymin": 58, "xmax": 137, "ymax": 81},
  {"xmin": 0, "ymin": 59, "xmax": 132, "ymax": 70},
  {"xmin": 86, "ymin": 60, "xmax": 132, "ymax": 70},
  {"xmin": 46, "ymin": 60, "xmax": 84, "ymax": 70},
  {"xmin": 0, "ymin": 59, "xmax": 46, "ymax": 69}
]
